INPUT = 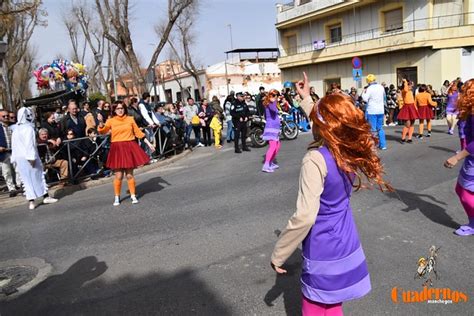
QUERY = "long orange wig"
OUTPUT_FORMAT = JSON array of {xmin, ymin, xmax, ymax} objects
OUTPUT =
[
  {"xmin": 309, "ymin": 93, "xmax": 392, "ymax": 192},
  {"xmin": 262, "ymin": 89, "xmax": 279, "ymax": 107},
  {"xmin": 457, "ymin": 79, "xmax": 474, "ymax": 120}
]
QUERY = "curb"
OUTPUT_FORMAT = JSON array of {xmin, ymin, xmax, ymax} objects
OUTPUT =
[{"xmin": 0, "ymin": 150, "xmax": 192, "ymax": 211}]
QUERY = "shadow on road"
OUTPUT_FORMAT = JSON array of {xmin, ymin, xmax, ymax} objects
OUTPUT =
[
  {"xmin": 0, "ymin": 256, "xmax": 231, "ymax": 315},
  {"xmin": 136, "ymin": 176, "xmax": 171, "ymax": 198},
  {"xmin": 388, "ymin": 189, "xmax": 459, "ymax": 229},
  {"xmin": 264, "ymin": 250, "xmax": 301, "ymax": 315},
  {"xmin": 429, "ymin": 145, "xmax": 455, "ymax": 154}
]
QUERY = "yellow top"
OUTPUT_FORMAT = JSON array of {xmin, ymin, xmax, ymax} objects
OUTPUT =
[
  {"xmin": 210, "ymin": 116, "xmax": 222, "ymax": 131},
  {"xmin": 98, "ymin": 115, "xmax": 145, "ymax": 142}
]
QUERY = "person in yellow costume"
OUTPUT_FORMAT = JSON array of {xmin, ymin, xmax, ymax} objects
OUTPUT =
[{"xmin": 210, "ymin": 112, "xmax": 223, "ymax": 149}]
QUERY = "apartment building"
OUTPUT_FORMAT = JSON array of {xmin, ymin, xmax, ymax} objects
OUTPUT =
[{"xmin": 276, "ymin": 0, "xmax": 474, "ymax": 94}]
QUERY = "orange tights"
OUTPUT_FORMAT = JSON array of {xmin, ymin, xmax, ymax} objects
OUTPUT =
[{"xmin": 402, "ymin": 120, "xmax": 415, "ymax": 140}]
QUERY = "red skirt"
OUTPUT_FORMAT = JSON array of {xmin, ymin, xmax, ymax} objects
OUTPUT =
[
  {"xmin": 106, "ymin": 140, "xmax": 150, "ymax": 170},
  {"xmin": 397, "ymin": 103, "xmax": 419, "ymax": 120},
  {"xmin": 417, "ymin": 105, "xmax": 434, "ymax": 120}
]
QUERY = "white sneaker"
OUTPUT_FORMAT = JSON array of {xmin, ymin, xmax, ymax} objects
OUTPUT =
[
  {"xmin": 197, "ymin": 142, "xmax": 204, "ymax": 147},
  {"xmin": 29, "ymin": 201, "xmax": 35, "ymax": 210},
  {"xmin": 131, "ymin": 195, "xmax": 139, "ymax": 204},
  {"xmin": 43, "ymin": 196, "xmax": 58, "ymax": 204},
  {"xmin": 113, "ymin": 196, "xmax": 120, "ymax": 206}
]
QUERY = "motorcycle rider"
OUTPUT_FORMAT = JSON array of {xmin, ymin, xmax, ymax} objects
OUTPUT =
[{"xmin": 231, "ymin": 92, "xmax": 251, "ymax": 153}]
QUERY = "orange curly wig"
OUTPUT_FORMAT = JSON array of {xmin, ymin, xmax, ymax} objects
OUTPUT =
[
  {"xmin": 457, "ymin": 79, "xmax": 474, "ymax": 120},
  {"xmin": 263, "ymin": 89, "xmax": 280, "ymax": 107},
  {"xmin": 309, "ymin": 93, "xmax": 393, "ymax": 192}
]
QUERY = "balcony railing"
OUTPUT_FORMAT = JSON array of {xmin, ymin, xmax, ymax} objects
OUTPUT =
[
  {"xmin": 280, "ymin": 12, "xmax": 474, "ymax": 57},
  {"xmin": 278, "ymin": 1, "xmax": 295, "ymax": 13}
]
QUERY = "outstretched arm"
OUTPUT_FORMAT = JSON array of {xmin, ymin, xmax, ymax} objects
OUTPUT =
[{"xmin": 271, "ymin": 151, "xmax": 327, "ymax": 272}]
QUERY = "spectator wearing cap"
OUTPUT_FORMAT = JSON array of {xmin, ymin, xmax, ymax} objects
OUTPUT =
[
  {"xmin": 230, "ymin": 92, "xmax": 251, "ymax": 153},
  {"xmin": 361, "ymin": 74, "xmax": 387, "ymax": 150}
]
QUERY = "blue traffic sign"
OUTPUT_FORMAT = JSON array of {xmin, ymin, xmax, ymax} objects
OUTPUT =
[{"xmin": 352, "ymin": 68, "xmax": 363, "ymax": 81}]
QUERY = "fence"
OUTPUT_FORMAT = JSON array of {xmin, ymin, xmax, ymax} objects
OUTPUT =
[{"xmin": 0, "ymin": 123, "xmax": 185, "ymax": 193}]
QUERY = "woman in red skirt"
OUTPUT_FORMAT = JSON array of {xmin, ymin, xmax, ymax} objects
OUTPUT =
[
  {"xmin": 397, "ymin": 79, "xmax": 419, "ymax": 143},
  {"xmin": 415, "ymin": 84, "xmax": 438, "ymax": 139},
  {"xmin": 98, "ymin": 101, "xmax": 155, "ymax": 206}
]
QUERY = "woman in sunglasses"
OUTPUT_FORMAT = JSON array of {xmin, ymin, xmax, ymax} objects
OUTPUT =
[
  {"xmin": 261, "ymin": 89, "xmax": 282, "ymax": 173},
  {"xmin": 98, "ymin": 101, "xmax": 155, "ymax": 206}
]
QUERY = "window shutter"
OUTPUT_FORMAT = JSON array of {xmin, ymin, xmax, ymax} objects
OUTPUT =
[{"xmin": 385, "ymin": 8, "xmax": 403, "ymax": 31}]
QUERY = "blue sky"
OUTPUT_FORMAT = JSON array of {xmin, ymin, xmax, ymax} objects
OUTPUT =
[{"xmin": 31, "ymin": 0, "xmax": 281, "ymax": 67}]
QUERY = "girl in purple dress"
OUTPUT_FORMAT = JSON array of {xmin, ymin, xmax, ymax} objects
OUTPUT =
[
  {"xmin": 262, "ymin": 89, "xmax": 281, "ymax": 173},
  {"xmin": 444, "ymin": 79, "xmax": 474, "ymax": 236},
  {"xmin": 446, "ymin": 83, "xmax": 459, "ymax": 134},
  {"xmin": 271, "ymin": 72, "xmax": 392, "ymax": 315}
]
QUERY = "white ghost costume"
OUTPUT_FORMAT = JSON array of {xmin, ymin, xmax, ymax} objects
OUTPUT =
[{"xmin": 11, "ymin": 107, "xmax": 48, "ymax": 200}]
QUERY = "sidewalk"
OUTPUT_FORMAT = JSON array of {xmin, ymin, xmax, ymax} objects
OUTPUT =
[{"xmin": 0, "ymin": 150, "xmax": 192, "ymax": 211}]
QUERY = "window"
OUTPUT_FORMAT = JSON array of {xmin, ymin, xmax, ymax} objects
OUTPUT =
[
  {"xmin": 384, "ymin": 8, "xmax": 403, "ymax": 32},
  {"xmin": 396, "ymin": 67, "xmax": 417, "ymax": 87},
  {"xmin": 299, "ymin": 0, "xmax": 311, "ymax": 5},
  {"xmin": 324, "ymin": 78, "xmax": 341, "ymax": 94},
  {"xmin": 285, "ymin": 34, "xmax": 297, "ymax": 55},
  {"xmin": 328, "ymin": 24, "xmax": 342, "ymax": 43},
  {"xmin": 165, "ymin": 89, "xmax": 173, "ymax": 103},
  {"xmin": 176, "ymin": 91, "xmax": 182, "ymax": 102}
]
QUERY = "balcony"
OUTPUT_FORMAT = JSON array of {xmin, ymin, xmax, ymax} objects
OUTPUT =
[
  {"xmin": 276, "ymin": 0, "xmax": 349, "ymax": 25},
  {"xmin": 278, "ymin": 12, "xmax": 474, "ymax": 68}
]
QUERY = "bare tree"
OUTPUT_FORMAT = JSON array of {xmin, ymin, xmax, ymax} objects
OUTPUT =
[
  {"xmin": 147, "ymin": 0, "xmax": 194, "ymax": 74},
  {"xmin": 72, "ymin": 3, "xmax": 108, "ymax": 96},
  {"xmin": 166, "ymin": 3, "xmax": 203, "ymax": 99},
  {"xmin": 95, "ymin": 0, "xmax": 194, "ymax": 93},
  {"xmin": 62, "ymin": 12, "xmax": 87, "ymax": 63},
  {"xmin": 2, "ymin": 0, "xmax": 45, "ymax": 109},
  {"xmin": 11, "ymin": 46, "xmax": 36, "ymax": 104}
]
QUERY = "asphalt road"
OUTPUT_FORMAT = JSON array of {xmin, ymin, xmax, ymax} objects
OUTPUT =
[{"xmin": 0, "ymin": 127, "xmax": 472, "ymax": 315}]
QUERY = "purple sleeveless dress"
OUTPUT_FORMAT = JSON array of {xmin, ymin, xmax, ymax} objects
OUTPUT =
[
  {"xmin": 301, "ymin": 146, "xmax": 371, "ymax": 304},
  {"xmin": 262, "ymin": 101, "xmax": 280, "ymax": 141}
]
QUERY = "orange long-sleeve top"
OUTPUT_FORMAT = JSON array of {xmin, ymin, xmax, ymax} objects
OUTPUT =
[
  {"xmin": 415, "ymin": 92, "xmax": 437, "ymax": 107},
  {"xmin": 98, "ymin": 115, "xmax": 145, "ymax": 142},
  {"xmin": 402, "ymin": 81, "xmax": 415, "ymax": 105}
]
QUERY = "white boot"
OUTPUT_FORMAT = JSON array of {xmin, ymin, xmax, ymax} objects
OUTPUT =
[
  {"xmin": 131, "ymin": 195, "xmax": 139, "ymax": 204},
  {"xmin": 113, "ymin": 196, "xmax": 120, "ymax": 206}
]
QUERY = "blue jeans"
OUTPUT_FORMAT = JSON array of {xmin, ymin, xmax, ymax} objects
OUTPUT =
[
  {"xmin": 367, "ymin": 114, "xmax": 387, "ymax": 149},
  {"xmin": 226, "ymin": 120, "xmax": 234, "ymax": 141},
  {"xmin": 185, "ymin": 124, "xmax": 201, "ymax": 145},
  {"xmin": 143, "ymin": 127, "xmax": 155, "ymax": 157}
]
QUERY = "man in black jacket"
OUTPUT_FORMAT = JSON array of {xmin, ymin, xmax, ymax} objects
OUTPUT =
[
  {"xmin": 230, "ymin": 92, "xmax": 251, "ymax": 153},
  {"xmin": 60, "ymin": 100, "xmax": 86, "ymax": 138}
]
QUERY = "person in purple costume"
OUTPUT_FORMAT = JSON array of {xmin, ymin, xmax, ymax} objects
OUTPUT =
[
  {"xmin": 445, "ymin": 79, "xmax": 474, "ymax": 236},
  {"xmin": 446, "ymin": 83, "xmax": 459, "ymax": 134},
  {"xmin": 271, "ymin": 72, "xmax": 393, "ymax": 315},
  {"xmin": 261, "ymin": 89, "xmax": 282, "ymax": 173}
]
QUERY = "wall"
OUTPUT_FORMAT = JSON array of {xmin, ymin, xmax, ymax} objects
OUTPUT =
[
  {"xmin": 278, "ymin": 0, "xmax": 470, "ymax": 56},
  {"xmin": 460, "ymin": 47, "xmax": 474, "ymax": 81},
  {"xmin": 281, "ymin": 47, "xmax": 463, "ymax": 95}
]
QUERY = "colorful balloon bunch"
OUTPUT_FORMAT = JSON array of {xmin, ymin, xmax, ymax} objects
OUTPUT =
[{"xmin": 33, "ymin": 59, "xmax": 88, "ymax": 92}]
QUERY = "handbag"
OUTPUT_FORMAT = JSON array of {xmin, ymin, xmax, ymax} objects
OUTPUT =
[{"xmin": 191, "ymin": 115, "xmax": 200, "ymax": 126}]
